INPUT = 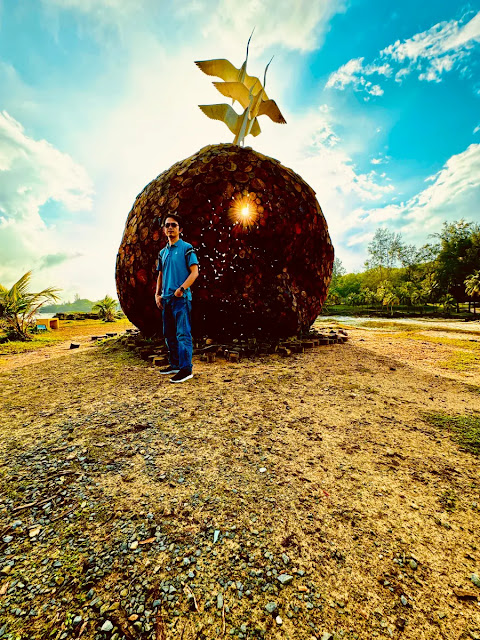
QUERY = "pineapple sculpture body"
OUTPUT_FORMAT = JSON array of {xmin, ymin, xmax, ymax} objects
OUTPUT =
[{"xmin": 116, "ymin": 143, "xmax": 334, "ymax": 339}]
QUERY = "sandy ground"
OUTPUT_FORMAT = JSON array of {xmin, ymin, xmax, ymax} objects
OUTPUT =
[{"xmin": 0, "ymin": 319, "xmax": 479, "ymax": 640}]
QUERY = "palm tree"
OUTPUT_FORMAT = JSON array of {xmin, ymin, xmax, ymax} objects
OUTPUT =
[
  {"xmin": 92, "ymin": 295, "xmax": 121, "ymax": 322},
  {"xmin": 440, "ymin": 294, "xmax": 456, "ymax": 315},
  {"xmin": 0, "ymin": 271, "xmax": 60, "ymax": 341},
  {"xmin": 465, "ymin": 271, "xmax": 480, "ymax": 314},
  {"xmin": 383, "ymin": 291, "xmax": 399, "ymax": 316}
]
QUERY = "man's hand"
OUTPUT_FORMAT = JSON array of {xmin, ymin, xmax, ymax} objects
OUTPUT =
[
  {"xmin": 174, "ymin": 288, "xmax": 184, "ymax": 298},
  {"xmin": 155, "ymin": 293, "xmax": 163, "ymax": 309}
]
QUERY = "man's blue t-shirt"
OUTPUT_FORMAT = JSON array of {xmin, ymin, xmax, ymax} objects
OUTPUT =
[{"xmin": 156, "ymin": 239, "xmax": 199, "ymax": 301}]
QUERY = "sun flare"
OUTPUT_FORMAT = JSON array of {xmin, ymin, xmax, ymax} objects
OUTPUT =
[{"xmin": 229, "ymin": 194, "xmax": 258, "ymax": 228}]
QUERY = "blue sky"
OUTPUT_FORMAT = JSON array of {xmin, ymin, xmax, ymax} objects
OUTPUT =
[{"xmin": 0, "ymin": 0, "xmax": 479, "ymax": 300}]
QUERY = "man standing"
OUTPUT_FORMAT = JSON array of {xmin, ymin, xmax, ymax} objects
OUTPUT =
[{"xmin": 155, "ymin": 214, "xmax": 199, "ymax": 383}]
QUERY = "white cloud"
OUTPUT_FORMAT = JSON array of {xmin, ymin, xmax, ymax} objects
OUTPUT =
[
  {"xmin": 366, "ymin": 84, "xmax": 383, "ymax": 96},
  {"xmin": 326, "ymin": 57, "xmax": 364, "ymax": 90},
  {"xmin": 347, "ymin": 143, "xmax": 480, "ymax": 249},
  {"xmin": 327, "ymin": 11, "xmax": 480, "ymax": 95},
  {"xmin": 0, "ymin": 111, "xmax": 93, "ymax": 288},
  {"xmin": 42, "ymin": 0, "xmax": 347, "ymax": 53},
  {"xmin": 474, "ymin": 124, "xmax": 480, "ymax": 134},
  {"xmin": 326, "ymin": 58, "xmax": 390, "ymax": 99},
  {"xmin": 192, "ymin": 0, "xmax": 347, "ymax": 53}
]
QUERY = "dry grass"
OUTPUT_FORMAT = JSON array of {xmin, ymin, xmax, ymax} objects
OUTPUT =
[{"xmin": 0, "ymin": 322, "xmax": 480, "ymax": 639}]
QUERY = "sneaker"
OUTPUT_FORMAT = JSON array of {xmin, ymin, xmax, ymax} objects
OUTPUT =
[
  {"xmin": 159, "ymin": 366, "xmax": 180, "ymax": 375},
  {"xmin": 169, "ymin": 369, "xmax": 193, "ymax": 383}
]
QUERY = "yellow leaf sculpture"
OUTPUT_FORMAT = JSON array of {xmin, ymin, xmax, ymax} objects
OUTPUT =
[{"xmin": 196, "ymin": 35, "xmax": 286, "ymax": 146}]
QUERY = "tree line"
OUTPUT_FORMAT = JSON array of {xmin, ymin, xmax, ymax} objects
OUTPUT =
[{"xmin": 327, "ymin": 220, "xmax": 480, "ymax": 315}]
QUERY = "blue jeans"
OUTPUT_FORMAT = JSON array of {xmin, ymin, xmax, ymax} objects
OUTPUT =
[{"xmin": 162, "ymin": 297, "xmax": 193, "ymax": 371}]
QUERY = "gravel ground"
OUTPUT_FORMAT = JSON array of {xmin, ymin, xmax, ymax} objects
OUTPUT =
[{"xmin": 0, "ymin": 324, "xmax": 479, "ymax": 640}]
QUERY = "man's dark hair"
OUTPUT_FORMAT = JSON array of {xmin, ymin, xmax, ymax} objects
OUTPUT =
[{"xmin": 162, "ymin": 213, "xmax": 183, "ymax": 228}]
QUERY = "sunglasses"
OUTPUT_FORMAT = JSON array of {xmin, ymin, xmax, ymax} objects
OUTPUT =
[{"xmin": 164, "ymin": 222, "xmax": 179, "ymax": 228}]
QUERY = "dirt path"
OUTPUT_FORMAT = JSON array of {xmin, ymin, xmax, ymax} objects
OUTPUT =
[
  {"xmin": 0, "ymin": 323, "xmax": 479, "ymax": 640},
  {"xmin": 0, "ymin": 319, "xmax": 133, "ymax": 372},
  {"xmin": 0, "ymin": 334, "xmax": 98, "ymax": 371}
]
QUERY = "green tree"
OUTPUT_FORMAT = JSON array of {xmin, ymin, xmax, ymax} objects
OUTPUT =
[
  {"xmin": 465, "ymin": 271, "xmax": 480, "ymax": 314},
  {"xmin": 92, "ymin": 295, "xmax": 121, "ymax": 322},
  {"xmin": 433, "ymin": 220, "xmax": 480, "ymax": 310},
  {"xmin": 440, "ymin": 294, "xmax": 456, "ymax": 314},
  {"xmin": 335, "ymin": 273, "xmax": 363, "ymax": 301},
  {"xmin": 0, "ymin": 271, "xmax": 61, "ymax": 340},
  {"xmin": 326, "ymin": 258, "xmax": 346, "ymax": 305},
  {"xmin": 375, "ymin": 280, "xmax": 398, "ymax": 316},
  {"xmin": 365, "ymin": 228, "xmax": 404, "ymax": 277},
  {"xmin": 397, "ymin": 281, "xmax": 416, "ymax": 308},
  {"xmin": 363, "ymin": 287, "xmax": 377, "ymax": 307}
]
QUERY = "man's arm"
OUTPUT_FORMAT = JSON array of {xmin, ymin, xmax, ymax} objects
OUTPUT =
[
  {"xmin": 174, "ymin": 264, "xmax": 199, "ymax": 297},
  {"xmin": 155, "ymin": 271, "xmax": 163, "ymax": 309}
]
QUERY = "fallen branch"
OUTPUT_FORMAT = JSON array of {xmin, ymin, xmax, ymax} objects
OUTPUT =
[
  {"xmin": 78, "ymin": 619, "xmax": 88, "ymax": 638},
  {"xmin": 12, "ymin": 495, "xmax": 58, "ymax": 513},
  {"xmin": 182, "ymin": 582, "xmax": 199, "ymax": 611},
  {"xmin": 51, "ymin": 505, "xmax": 76, "ymax": 522},
  {"xmin": 45, "ymin": 470, "xmax": 82, "ymax": 481},
  {"xmin": 155, "ymin": 608, "xmax": 167, "ymax": 640}
]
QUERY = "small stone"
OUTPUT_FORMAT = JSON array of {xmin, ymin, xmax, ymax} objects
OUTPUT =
[
  {"xmin": 213, "ymin": 530, "xmax": 220, "ymax": 544},
  {"xmin": 2, "ymin": 536, "xmax": 13, "ymax": 544},
  {"xmin": 321, "ymin": 634, "xmax": 333, "ymax": 640},
  {"xmin": 73, "ymin": 616, "xmax": 82, "ymax": 625},
  {"xmin": 471, "ymin": 573, "xmax": 480, "ymax": 588},
  {"xmin": 259, "ymin": 468, "xmax": 267, "ymax": 473},
  {"xmin": 130, "ymin": 541, "xmax": 139, "ymax": 550},
  {"xmin": 217, "ymin": 593, "xmax": 224, "ymax": 610},
  {"xmin": 400, "ymin": 595, "xmax": 408, "ymax": 606},
  {"xmin": 281, "ymin": 553, "xmax": 290, "ymax": 565},
  {"xmin": 277, "ymin": 574, "xmax": 294, "ymax": 586},
  {"xmin": 265, "ymin": 602, "xmax": 277, "ymax": 614},
  {"xmin": 275, "ymin": 615, "xmax": 283, "ymax": 625},
  {"xmin": 409, "ymin": 559, "xmax": 418, "ymax": 570},
  {"xmin": 101, "ymin": 620, "xmax": 114, "ymax": 632}
]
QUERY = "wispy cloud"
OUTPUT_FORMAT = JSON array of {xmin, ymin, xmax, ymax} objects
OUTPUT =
[
  {"xmin": 0, "ymin": 111, "xmax": 93, "ymax": 287},
  {"xmin": 325, "ymin": 57, "xmax": 391, "ymax": 96},
  {"xmin": 327, "ymin": 11, "xmax": 480, "ymax": 96},
  {"xmin": 38, "ymin": 252, "xmax": 82, "ymax": 269},
  {"xmin": 42, "ymin": 0, "xmax": 347, "ymax": 54},
  {"xmin": 196, "ymin": 0, "xmax": 347, "ymax": 53},
  {"xmin": 346, "ymin": 143, "xmax": 480, "ymax": 249}
]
